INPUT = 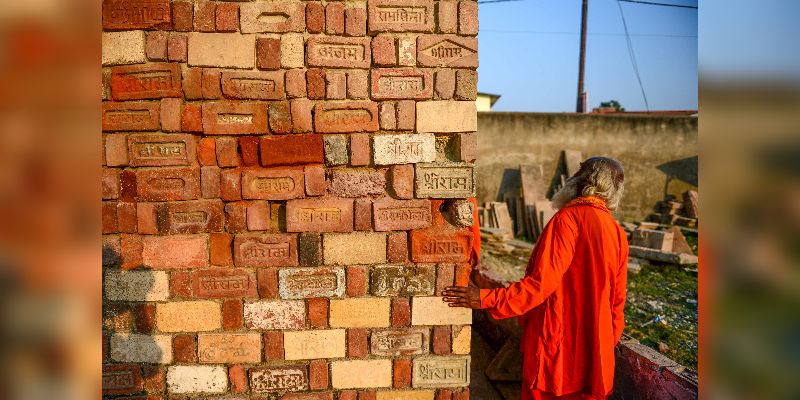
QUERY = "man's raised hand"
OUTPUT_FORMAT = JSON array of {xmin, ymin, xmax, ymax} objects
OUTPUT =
[{"xmin": 442, "ymin": 286, "xmax": 481, "ymax": 309}]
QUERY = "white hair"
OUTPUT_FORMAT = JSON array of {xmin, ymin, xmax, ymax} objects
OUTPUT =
[{"xmin": 551, "ymin": 157, "xmax": 625, "ymax": 210}]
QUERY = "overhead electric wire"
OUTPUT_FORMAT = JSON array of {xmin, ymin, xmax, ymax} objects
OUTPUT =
[
  {"xmin": 481, "ymin": 29, "xmax": 695, "ymax": 38},
  {"xmin": 618, "ymin": 0, "xmax": 697, "ymax": 9},
  {"xmin": 616, "ymin": 0, "xmax": 650, "ymax": 111}
]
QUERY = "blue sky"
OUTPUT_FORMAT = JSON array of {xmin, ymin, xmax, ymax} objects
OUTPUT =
[{"xmin": 477, "ymin": 0, "xmax": 698, "ymax": 112}]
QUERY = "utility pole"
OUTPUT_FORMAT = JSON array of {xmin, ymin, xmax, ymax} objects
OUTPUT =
[{"xmin": 576, "ymin": 0, "xmax": 588, "ymax": 113}]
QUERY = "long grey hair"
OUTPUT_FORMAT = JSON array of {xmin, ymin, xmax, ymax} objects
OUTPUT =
[{"xmin": 551, "ymin": 156, "xmax": 625, "ymax": 210}]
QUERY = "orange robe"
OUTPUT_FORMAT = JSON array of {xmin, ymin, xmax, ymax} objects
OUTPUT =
[{"xmin": 479, "ymin": 196, "xmax": 629, "ymax": 399}]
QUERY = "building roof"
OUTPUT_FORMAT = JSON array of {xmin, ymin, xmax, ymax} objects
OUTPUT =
[{"xmin": 477, "ymin": 92, "xmax": 501, "ymax": 106}]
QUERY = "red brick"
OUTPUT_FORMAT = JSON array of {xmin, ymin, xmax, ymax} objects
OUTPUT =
[
  {"xmin": 345, "ymin": 7, "xmax": 367, "ymax": 36},
  {"xmin": 235, "ymin": 137, "xmax": 258, "ymax": 167},
  {"xmin": 306, "ymin": 2, "xmax": 325, "ymax": 34},
  {"xmin": 221, "ymin": 169, "xmax": 242, "ymax": 201},
  {"xmin": 396, "ymin": 100, "xmax": 415, "ymax": 130},
  {"xmin": 127, "ymin": 133, "xmax": 195, "ymax": 167},
  {"xmin": 170, "ymin": 271, "xmax": 192, "ymax": 297},
  {"xmin": 349, "ymin": 133, "xmax": 370, "ymax": 166},
  {"xmin": 234, "ymin": 233, "xmax": 299, "ymax": 267},
  {"xmin": 247, "ymin": 201, "xmax": 271, "ymax": 231},
  {"xmin": 285, "ymin": 198, "xmax": 353, "ymax": 232},
  {"xmin": 201, "ymin": 166, "xmax": 221, "ymax": 198},
  {"xmin": 182, "ymin": 66, "xmax": 203, "ymax": 99},
  {"xmin": 120, "ymin": 170, "xmax": 137, "ymax": 201},
  {"xmin": 390, "ymin": 164, "xmax": 414, "ymax": 199},
  {"xmin": 417, "ymin": 35, "xmax": 478, "ymax": 67},
  {"xmin": 410, "ymin": 227, "xmax": 472, "ymax": 263},
  {"xmin": 102, "ymin": 335, "xmax": 109, "ymax": 361},
  {"xmin": 142, "ymin": 235, "xmax": 208, "ymax": 268},
  {"xmin": 102, "ymin": 102, "xmax": 159, "ymax": 132},
  {"xmin": 173, "ymin": 334, "xmax": 197, "ymax": 363},
  {"xmin": 117, "ymin": 202, "xmax": 138, "ymax": 233},
  {"xmin": 340, "ymin": 390, "xmax": 358, "ymax": 400},
  {"xmin": 459, "ymin": 132, "xmax": 476, "ymax": 162},
  {"xmin": 291, "ymin": 98, "xmax": 313, "ymax": 133},
  {"xmin": 256, "ymin": 37, "xmax": 281, "ymax": 70},
  {"xmin": 203, "ymin": 101, "xmax": 268, "ymax": 135},
  {"xmin": 223, "ymin": 299, "xmax": 244, "ymax": 330},
  {"xmin": 153, "ymin": 198, "xmax": 222, "ymax": 234},
  {"xmin": 220, "ymin": 70, "xmax": 285, "ymax": 101},
  {"xmin": 173, "ymin": 0, "xmax": 194, "ymax": 32},
  {"xmin": 167, "ymin": 33, "xmax": 188, "ymax": 62},
  {"xmin": 135, "ymin": 167, "xmax": 200, "ymax": 201},
  {"xmin": 103, "ymin": 202, "xmax": 118, "ymax": 233},
  {"xmin": 102, "ymin": 364, "xmax": 143, "ymax": 395},
  {"xmin": 182, "ymin": 103, "xmax": 203, "ymax": 132},
  {"xmin": 308, "ymin": 298, "xmax": 329, "ymax": 329},
  {"xmin": 285, "ymin": 69, "xmax": 306, "ymax": 98},
  {"xmin": 368, "ymin": 0, "xmax": 435, "ymax": 33},
  {"xmin": 159, "ymin": 98, "xmax": 182, "ymax": 132},
  {"xmin": 112, "ymin": 62, "xmax": 177, "ymax": 97},
  {"xmin": 191, "ymin": 268, "xmax": 257, "ymax": 299},
  {"xmin": 387, "ymin": 231, "xmax": 409, "ymax": 262},
  {"xmin": 458, "ymin": 0, "xmax": 478, "ymax": 35},
  {"xmin": 201, "ymin": 68, "xmax": 223, "ymax": 99},
  {"xmin": 454, "ymin": 69, "xmax": 477, "ymax": 100},
  {"xmin": 344, "ymin": 70, "xmax": 368, "ymax": 99},
  {"xmin": 269, "ymin": 101, "xmax": 293, "ymax": 134},
  {"xmin": 103, "ymin": 168, "xmax": 121, "ymax": 199},
  {"xmin": 454, "ymin": 263, "xmax": 470, "ymax": 286},
  {"xmin": 260, "ymin": 134, "xmax": 324, "ymax": 166},
  {"xmin": 372, "ymin": 199, "xmax": 431, "ymax": 231},
  {"xmin": 432, "ymin": 326, "xmax": 451, "ymax": 355},
  {"xmin": 325, "ymin": 3, "xmax": 345, "ymax": 35},
  {"xmin": 371, "ymin": 68, "xmax": 433, "ymax": 100},
  {"xmin": 379, "ymin": 102, "xmax": 396, "ymax": 130},
  {"xmin": 391, "ymin": 297, "xmax": 411, "ymax": 327},
  {"xmin": 326, "ymin": 71, "xmax": 347, "ymax": 100},
  {"xmin": 372, "ymin": 36, "xmax": 397, "ymax": 66},
  {"xmin": 304, "ymin": 164, "xmax": 326, "ymax": 196},
  {"xmin": 435, "ymin": 264, "xmax": 455, "ymax": 295},
  {"xmin": 359, "ymin": 390, "xmax": 377, "ymax": 400},
  {"xmin": 194, "ymin": 0, "xmax": 216, "ymax": 32},
  {"xmin": 307, "ymin": 68, "xmax": 326, "ymax": 100},
  {"xmin": 230, "ymin": 365, "xmax": 248, "ymax": 394},
  {"xmin": 346, "ymin": 266, "xmax": 367, "ymax": 297},
  {"xmin": 354, "ymin": 198, "xmax": 373, "ymax": 231},
  {"xmin": 437, "ymin": 0, "xmax": 458, "ymax": 33},
  {"xmin": 225, "ymin": 202, "xmax": 248, "ymax": 233},
  {"xmin": 142, "ymin": 365, "xmax": 165, "ymax": 393},
  {"xmin": 307, "ymin": 36, "xmax": 371, "ymax": 68},
  {"xmin": 263, "ymin": 331, "xmax": 284, "ymax": 360},
  {"xmin": 134, "ymin": 303, "xmax": 156, "ymax": 333},
  {"xmin": 198, "ymin": 138, "xmax": 217, "ymax": 166},
  {"xmin": 215, "ymin": 2, "xmax": 239, "ymax": 32},
  {"xmin": 452, "ymin": 389, "xmax": 469, "ymax": 400},
  {"xmin": 257, "ymin": 267, "xmax": 279, "ymax": 298},
  {"xmin": 309, "ymin": 359, "xmax": 329, "ymax": 390},
  {"xmin": 241, "ymin": 167, "xmax": 305, "ymax": 200},
  {"xmin": 210, "ymin": 232, "xmax": 233, "ymax": 266},
  {"xmin": 216, "ymin": 137, "xmax": 240, "ymax": 167},
  {"xmin": 102, "ymin": 0, "xmax": 171, "ymax": 30},
  {"xmin": 145, "ymin": 31, "xmax": 168, "ymax": 61},
  {"xmin": 434, "ymin": 70, "xmax": 455, "ymax": 100},
  {"xmin": 315, "ymin": 101, "xmax": 379, "ymax": 133},
  {"xmin": 393, "ymin": 359, "xmax": 412, "ymax": 388},
  {"xmin": 347, "ymin": 328, "xmax": 369, "ymax": 357},
  {"xmin": 436, "ymin": 389, "xmax": 453, "ymax": 400}
]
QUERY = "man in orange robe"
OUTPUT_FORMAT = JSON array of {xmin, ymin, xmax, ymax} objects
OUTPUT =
[{"xmin": 444, "ymin": 157, "xmax": 629, "ymax": 400}]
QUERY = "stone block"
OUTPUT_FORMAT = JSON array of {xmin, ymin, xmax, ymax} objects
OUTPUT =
[
  {"xmin": 284, "ymin": 329, "xmax": 347, "ymax": 360},
  {"xmin": 324, "ymin": 135, "xmax": 349, "ymax": 165},
  {"xmin": 278, "ymin": 267, "xmax": 346, "ymax": 299},
  {"xmin": 414, "ymin": 163, "xmax": 475, "ymax": 198},
  {"xmin": 373, "ymin": 134, "xmax": 436, "ymax": 165},
  {"xmin": 412, "ymin": 356, "xmax": 470, "ymax": 388},
  {"xmin": 198, "ymin": 333, "xmax": 262, "ymax": 363},
  {"xmin": 322, "ymin": 232, "xmax": 387, "ymax": 265},
  {"xmin": 250, "ymin": 365, "xmax": 308, "ymax": 393},
  {"xmin": 156, "ymin": 300, "xmax": 222, "ymax": 332},
  {"xmin": 411, "ymin": 296, "xmax": 471, "ymax": 325},
  {"xmin": 142, "ymin": 235, "xmax": 208, "ymax": 268},
  {"xmin": 188, "ymin": 33, "xmax": 255, "ymax": 68},
  {"xmin": 286, "ymin": 198, "xmax": 354, "ymax": 233},
  {"xmin": 370, "ymin": 265, "xmax": 435, "ymax": 296},
  {"xmin": 328, "ymin": 169, "xmax": 387, "ymax": 197},
  {"xmin": 240, "ymin": 1, "xmax": 305, "ymax": 33},
  {"xmin": 371, "ymin": 328, "xmax": 429, "ymax": 356},
  {"xmin": 104, "ymin": 270, "xmax": 169, "ymax": 301},
  {"xmin": 416, "ymin": 101, "xmax": 476, "ymax": 132},
  {"xmin": 244, "ymin": 300, "xmax": 305, "ymax": 330},
  {"xmin": 102, "ymin": 31, "xmax": 147, "ymax": 66},
  {"xmin": 329, "ymin": 298, "xmax": 390, "ymax": 328},
  {"xmin": 166, "ymin": 365, "xmax": 227, "ymax": 394},
  {"xmin": 110, "ymin": 333, "xmax": 172, "ymax": 364},
  {"xmin": 416, "ymin": 35, "xmax": 477, "ymax": 68}
]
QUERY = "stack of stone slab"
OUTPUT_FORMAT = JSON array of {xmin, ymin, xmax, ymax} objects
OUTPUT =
[
  {"xmin": 629, "ymin": 227, "xmax": 697, "ymax": 265},
  {"xmin": 646, "ymin": 190, "xmax": 699, "ymax": 228},
  {"xmin": 102, "ymin": 0, "xmax": 479, "ymax": 397}
]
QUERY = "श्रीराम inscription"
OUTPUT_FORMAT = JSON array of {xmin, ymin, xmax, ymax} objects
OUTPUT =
[
  {"xmin": 278, "ymin": 267, "xmax": 345, "ymax": 299},
  {"xmin": 234, "ymin": 235, "xmax": 298, "ymax": 267},
  {"xmin": 374, "ymin": 134, "xmax": 436, "ymax": 165},
  {"xmin": 370, "ymin": 328, "xmax": 430, "ymax": 356},
  {"xmin": 412, "ymin": 356, "xmax": 471, "ymax": 388},
  {"xmin": 250, "ymin": 366, "xmax": 308, "ymax": 393},
  {"xmin": 415, "ymin": 164, "xmax": 474, "ymax": 198},
  {"xmin": 103, "ymin": 0, "xmax": 171, "ymax": 30}
]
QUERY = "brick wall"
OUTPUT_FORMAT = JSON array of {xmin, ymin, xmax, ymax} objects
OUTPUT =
[{"xmin": 101, "ymin": 0, "xmax": 478, "ymax": 398}]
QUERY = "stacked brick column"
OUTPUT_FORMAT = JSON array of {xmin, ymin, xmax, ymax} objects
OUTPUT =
[{"xmin": 102, "ymin": 0, "xmax": 478, "ymax": 398}]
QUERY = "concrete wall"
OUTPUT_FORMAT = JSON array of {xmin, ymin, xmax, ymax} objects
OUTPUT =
[{"xmin": 476, "ymin": 112, "xmax": 698, "ymax": 222}]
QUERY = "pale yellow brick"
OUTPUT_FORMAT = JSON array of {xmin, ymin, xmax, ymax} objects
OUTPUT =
[
  {"xmin": 156, "ymin": 301, "xmax": 222, "ymax": 332},
  {"xmin": 283, "ymin": 329, "xmax": 346, "ymax": 360},
  {"xmin": 110, "ymin": 333, "xmax": 172, "ymax": 364},
  {"xmin": 411, "ymin": 297, "xmax": 471, "ymax": 326},
  {"xmin": 102, "ymin": 31, "xmax": 146, "ymax": 66},
  {"xmin": 198, "ymin": 333, "xmax": 262, "ymax": 363},
  {"xmin": 451, "ymin": 326, "xmax": 471, "ymax": 354},
  {"xmin": 416, "ymin": 101, "xmax": 477, "ymax": 133},
  {"xmin": 188, "ymin": 33, "xmax": 255, "ymax": 68},
  {"xmin": 281, "ymin": 33, "xmax": 305, "ymax": 68},
  {"xmin": 104, "ymin": 270, "xmax": 169, "ymax": 301},
  {"xmin": 377, "ymin": 390, "xmax": 436, "ymax": 400},
  {"xmin": 166, "ymin": 365, "xmax": 227, "ymax": 394},
  {"xmin": 330, "ymin": 298, "xmax": 390, "ymax": 328},
  {"xmin": 323, "ymin": 233, "xmax": 386, "ymax": 265},
  {"xmin": 331, "ymin": 359, "xmax": 392, "ymax": 389}
]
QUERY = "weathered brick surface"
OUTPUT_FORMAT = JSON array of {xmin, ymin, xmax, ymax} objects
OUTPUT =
[{"xmin": 102, "ymin": 0, "xmax": 476, "ymax": 394}]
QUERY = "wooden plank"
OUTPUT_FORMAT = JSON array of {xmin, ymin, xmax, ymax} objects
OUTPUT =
[
  {"xmin": 563, "ymin": 149, "xmax": 583, "ymax": 177},
  {"xmin": 490, "ymin": 202, "xmax": 514, "ymax": 235}
]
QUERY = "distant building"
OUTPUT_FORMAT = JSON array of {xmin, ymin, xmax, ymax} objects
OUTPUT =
[
  {"xmin": 591, "ymin": 107, "xmax": 698, "ymax": 117},
  {"xmin": 476, "ymin": 92, "xmax": 501, "ymax": 112}
]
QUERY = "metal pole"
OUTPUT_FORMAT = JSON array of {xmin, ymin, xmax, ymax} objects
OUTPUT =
[{"xmin": 577, "ymin": 0, "xmax": 588, "ymax": 112}]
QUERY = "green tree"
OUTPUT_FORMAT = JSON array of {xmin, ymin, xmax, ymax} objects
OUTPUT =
[{"xmin": 599, "ymin": 100, "xmax": 625, "ymax": 111}]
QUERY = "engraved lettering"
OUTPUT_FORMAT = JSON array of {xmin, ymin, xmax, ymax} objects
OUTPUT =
[
  {"xmin": 316, "ymin": 44, "xmax": 365, "ymax": 61},
  {"xmin": 133, "ymin": 142, "xmax": 186, "ymax": 159},
  {"xmin": 105, "ymin": 110, "xmax": 152, "ymax": 124},
  {"xmin": 105, "ymin": 0, "xmax": 170, "ymax": 28},
  {"xmin": 218, "ymin": 113, "xmax": 255, "ymax": 124},
  {"xmin": 252, "ymin": 177, "xmax": 295, "ymax": 194},
  {"xmin": 297, "ymin": 208, "xmax": 342, "ymax": 224},
  {"xmin": 256, "ymin": 12, "xmax": 290, "ymax": 23},
  {"xmin": 102, "ymin": 371, "xmax": 135, "ymax": 390},
  {"xmin": 378, "ymin": 76, "xmax": 424, "ymax": 93},
  {"xmin": 250, "ymin": 368, "xmax": 307, "ymax": 392},
  {"xmin": 376, "ymin": 6, "xmax": 426, "ymax": 23},
  {"xmin": 230, "ymin": 78, "xmax": 276, "ymax": 94}
]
